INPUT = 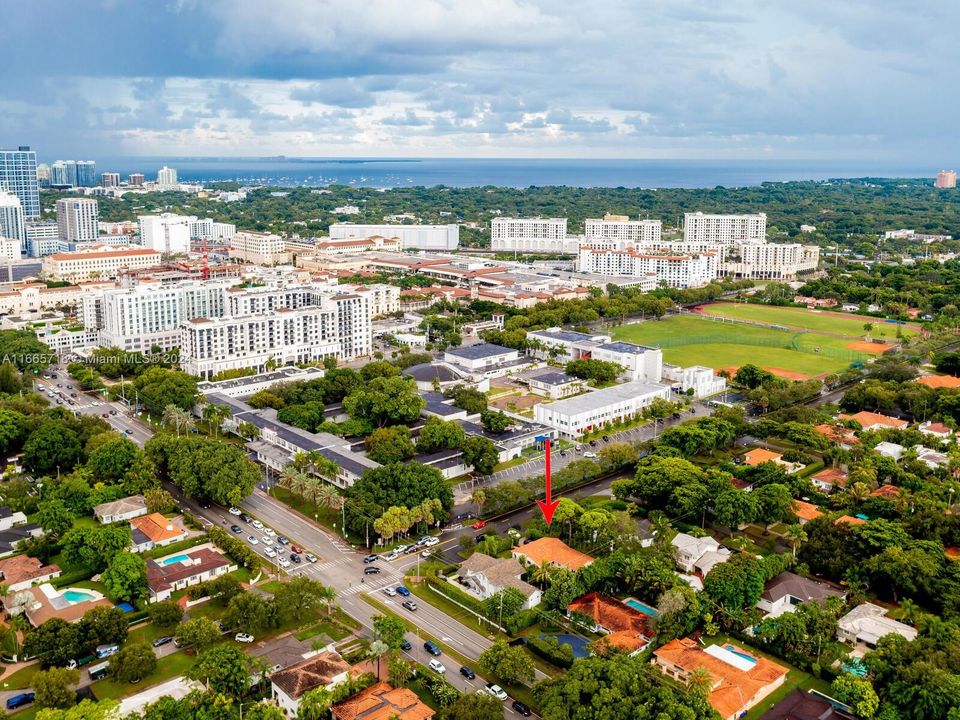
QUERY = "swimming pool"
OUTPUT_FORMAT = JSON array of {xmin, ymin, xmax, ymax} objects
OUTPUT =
[
  {"xmin": 159, "ymin": 554, "xmax": 190, "ymax": 566},
  {"xmin": 625, "ymin": 598, "xmax": 659, "ymax": 617},
  {"xmin": 539, "ymin": 634, "xmax": 590, "ymax": 659},
  {"xmin": 842, "ymin": 659, "xmax": 868, "ymax": 677},
  {"xmin": 724, "ymin": 645, "xmax": 757, "ymax": 666},
  {"xmin": 62, "ymin": 590, "xmax": 97, "ymax": 604}
]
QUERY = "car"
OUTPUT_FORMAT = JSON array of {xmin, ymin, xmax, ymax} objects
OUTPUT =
[
  {"xmin": 395, "ymin": 585, "xmax": 411, "ymax": 596},
  {"xmin": 124, "ymin": 429, "xmax": 134, "ymax": 435},
  {"xmin": 264, "ymin": 548, "xmax": 276, "ymax": 558},
  {"xmin": 239, "ymin": 513, "xmax": 251, "ymax": 523},
  {"xmin": 304, "ymin": 553, "xmax": 317, "ymax": 563},
  {"xmin": 290, "ymin": 544, "xmax": 304, "ymax": 553},
  {"xmin": 459, "ymin": 666, "xmax": 476, "ymax": 680},
  {"xmin": 602, "ymin": 434, "xmax": 611, "ymax": 442},
  {"xmin": 589, "ymin": 439, "xmax": 598, "ymax": 447},
  {"xmin": 251, "ymin": 520, "xmax": 264, "ymax": 530},
  {"xmin": 278, "ymin": 557, "xmax": 290, "ymax": 568},
  {"xmin": 472, "ymin": 520, "xmax": 486, "ymax": 530},
  {"xmin": 574, "ymin": 445, "xmax": 582, "ymax": 452},
  {"xmin": 228, "ymin": 507, "xmax": 242, "ymax": 516},
  {"xmin": 230, "ymin": 524, "xmax": 242, "ymax": 534},
  {"xmin": 384, "ymin": 551, "xmax": 399, "ymax": 561},
  {"xmin": 276, "ymin": 536, "xmax": 289, "ymax": 545},
  {"xmin": 101, "ymin": 412, "xmax": 109, "ymax": 418},
  {"xmin": 583, "ymin": 451, "xmax": 598, "ymax": 459},
  {"xmin": 284, "ymin": 552, "xmax": 299, "ymax": 563},
  {"xmin": 364, "ymin": 566, "xmax": 380, "ymax": 574},
  {"xmin": 423, "ymin": 641, "xmax": 441, "ymax": 656},
  {"xmin": 402, "ymin": 600, "xmax": 418, "ymax": 611},
  {"xmin": 428, "ymin": 659, "xmax": 446, "ymax": 674},
  {"xmin": 559, "ymin": 450, "xmax": 567, "ymax": 457},
  {"xmin": 511, "ymin": 700, "xmax": 532, "ymax": 716},
  {"xmin": 235, "ymin": 633, "xmax": 255, "ymax": 643},
  {"xmin": 247, "ymin": 536, "xmax": 259, "ymax": 545},
  {"xmin": 420, "ymin": 550, "xmax": 432, "ymax": 558},
  {"xmin": 70, "ymin": 392, "xmax": 77, "ymax": 398},
  {"xmin": 263, "ymin": 527, "xmax": 276, "ymax": 537},
  {"xmin": 261, "ymin": 535, "xmax": 272, "ymax": 544},
  {"xmin": 399, "ymin": 638, "xmax": 411, "ymax": 651},
  {"xmin": 6, "ymin": 693, "xmax": 35, "ymax": 711},
  {"xmin": 96, "ymin": 644, "xmax": 120, "ymax": 659},
  {"xmin": 382, "ymin": 587, "xmax": 397, "ymax": 597},
  {"xmin": 174, "ymin": 637, "xmax": 189, "ymax": 648},
  {"xmin": 394, "ymin": 544, "xmax": 410, "ymax": 554},
  {"xmin": 363, "ymin": 554, "xmax": 378, "ymax": 563},
  {"xmin": 485, "ymin": 684, "xmax": 508, "ymax": 701},
  {"xmin": 423, "ymin": 536, "xmax": 439, "ymax": 547},
  {"xmin": 152, "ymin": 636, "xmax": 174, "ymax": 647},
  {"xmin": 109, "ymin": 409, "xmax": 118, "ymax": 416}
]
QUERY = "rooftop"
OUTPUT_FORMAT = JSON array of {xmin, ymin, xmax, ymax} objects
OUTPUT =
[
  {"xmin": 445, "ymin": 342, "xmax": 516, "ymax": 360},
  {"xmin": 567, "ymin": 592, "xmax": 651, "ymax": 652},
  {"xmin": 838, "ymin": 602, "xmax": 918, "ymax": 644},
  {"xmin": 93, "ymin": 495, "xmax": 146, "ymax": 519},
  {"xmin": 458, "ymin": 552, "xmax": 538, "ymax": 599},
  {"xmin": 917, "ymin": 374, "xmax": 960, "ymax": 389},
  {"xmin": 535, "ymin": 380, "xmax": 669, "ymax": 416},
  {"xmin": 761, "ymin": 572, "xmax": 845, "ymax": 604},
  {"xmin": 596, "ymin": 341, "xmax": 657, "ymax": 355},
  {"xmin": 271, "ymin": 650, "xmax": 352, "ymax": 700},
  {"xmin": 0, "ymin": 555, "xmax": 60, "ymax": 587},
  {"xmin": 513, "ymin": 537, "xmax": 594, "ymax": 571},
  {"xmin": 530, "ymin": 371, "xmax": 579, "ymax": 386},
  {"xmin": 757, "ymin": 690, "xmax": 856, "ymax": 720},
  {"xmin": 792, "ymin": 500, "xmax": 823, "ymax": 523},
  {"xmin": 131, "ymin": 513, "xmax": 186, "ymax": 544},
  {"xmin": 332, "ymin": 681, "xmax": 434, "ymax": 720},
  {"xmin": 744, "ymin": 448, "xmax": 783, "ymax": 466},
  {"xmin": 145, "ymin": 548, "xmax": 232, "ymax": 595},
  {"xmin": 839, "ymin": 411, "xmax": 909, "ymax": 430}
]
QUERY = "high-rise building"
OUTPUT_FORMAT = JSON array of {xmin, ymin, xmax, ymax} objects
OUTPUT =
[
  {"xmin": 156, "ymin": 166, "xmax": 178, "ymax": 187},
  {"xmin": 0, "ymin": 191, "xmax": 26, "ymax": 244},
  {"xmin": 25, "ymin": 221, "xmax": 59, "ymax": 257},
  {"xmin": 584, "ymin": 215, "xmax": 662, "ymax": 245},
  {"xmin": 138, "ymin": 214, "xmax": 191, "ymax": 254},
  {"xmin": 75, "ymin": 161, "xmax": 97, "ymax": 188},
  {"xmin": 36, "ymin": 164, "xmax": 51, "ymax": 187},
  {"xmin": 101, "ymin": 172, "xmax": 121, "ymax": 188},
  {"xmin": 50, "ymin": 160, "xmax": 75, "ymax": 187},
  {"xmin": 683, "ymin": 212, "xmax": 766, "ymax": 244},
  {"xmin": 935, "ymin": 170, "xmax": 957, "ymax": 189},
  {"xmin": 128, "ymin": 173, "xmax": 145, "ymax": 186},
  {"xmin": 56, "ymin": 198, "xmax": 100, "ymax": 244},
  {"xmin": 490, "ymin": 217, "xmax": 575, "ymax": 252},
  {"xmin": 0, "ymin": 146, "xmax": 40, "ymax": 218}
]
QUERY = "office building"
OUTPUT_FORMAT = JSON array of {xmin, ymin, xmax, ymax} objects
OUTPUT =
[
  {"xmin": 584, "ymin": 215, "xmax": 662, "ymax": 245},
  {"xmin": 0, "ymin": 238, "xmax": 20, "ymax": 263},
  {"xmin": 139, "ymin": 214, "xmax": 191, "ymax": 254},
  {"xmin": 156, "ymin": 166, "xmax": 178, "ymax": 187},
  {"xmin": 211, "ymin": 222, "xmax": 235, "ymax": 241},
  {"xmin": 101, "ymin": 172, "xmax": 120, "ymax": 188},
  {"xmin": 534, "ymin": 380, "xmax": 672, "ymax": 437},
  {"xmin": 683, "ymin": 212, "xmax": 766, "ymax": 244},
  {"xmin": 721, "ymin": 242, "xmax": 819, "ymax": 280},
  {"xmin": 229, "ymin": 231, "xmax": 289, "ymax": 264},
  {"xmin": 25, "ymin": 222, "xmax": 59, "ymax": 257},
  {"xmin": 36, "ymin": 164, "xmax": 51, "ymax": 188},
  {"xmin": 0, "ymin": 191, "xmax": 26, "ymax": 244},
  {"xmin": 128, "ymin": 173, "xmax": 144, "ymax": 186},
  {"xmin": 75, "ymin": 161, "xmax": 96, "ymax": 188},
  {"xmin": 935, "ymin": 170, "xmax": 957, "ymax": 189},
  {"xmin": 0, "ymin": 146, "xmax": 40, "ymax": 218},
  {"xmin": 491, "ymin": 217, "xmax": 574, "ymax": 253},
  {"xmin": 42, "ymin": 245, "xmax": 161, "ymax": 282},
  {"xmin": 329, "ymin": 223, "xmax": 459, "ymax": 251},
  {"xmin": 56, "ymin": 198, "xmax": 99, "ymax": 244}
]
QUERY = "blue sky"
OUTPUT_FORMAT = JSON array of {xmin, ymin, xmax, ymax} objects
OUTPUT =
[{"xmin": 1, "ymin": 1, "xmax": 955, "ymax": 160}]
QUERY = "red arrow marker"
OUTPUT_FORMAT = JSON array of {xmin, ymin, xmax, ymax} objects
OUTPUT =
[{"xmin": 536, "ymin": 437, "xmax": 560, "ymax": 525}]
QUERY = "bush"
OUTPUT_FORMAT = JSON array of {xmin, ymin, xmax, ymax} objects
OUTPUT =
[
  {"xmin": 208, "ymin": 526, "xmax": 260, "ymax": 569},
  {"xmin": 503, "ymin": 609, "xmax": 539, "ymax": 636},
  {"xmin": 526, "ymin": 634, "xmax": 575, "ymax": 669}
]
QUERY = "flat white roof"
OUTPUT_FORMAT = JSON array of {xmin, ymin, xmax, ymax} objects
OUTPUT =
[{"xmin": 537, "ymin": 380, "xmax": 669, "ymax": 416}]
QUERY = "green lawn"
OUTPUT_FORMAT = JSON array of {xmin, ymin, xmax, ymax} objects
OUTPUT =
[
  {"xmin": 1, "ymin": 664, "xmax": 40, "ymax": 691},
  {"xmin": 699, "ymin": 302, "xmax": 919, "ymax": 337},
  {"xmin": 91, "ymin": 650, "xmax": 195, "ymax": 700}
]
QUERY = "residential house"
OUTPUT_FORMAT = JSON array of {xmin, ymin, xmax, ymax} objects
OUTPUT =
[
  {"xmin": 270, "ymin": 650, "xmax": 352, "ymax": 718},
  {"xmin": 743, "ymin": 448, "xmax": 803, "ymax": 473},
  {"xmin": 837, "ymin": 603, "xmax": 918, "ymax": 651},
  {"xmin": 839, "ymin": 411, "xmax": 908, "ymax": 431},
  {"xmin": 917, "ymin": 374, "xmax": 960, "ymax": 390},
  {"xmin": 870, "ymin": 485, "xmax": 901, "ymax": 500},
  {"xmin": 814, "ymin": 424, "xmax": 859, "ymax": 449},
  {"xmin": 0, "ymin": 507, "xmax": 43, "ymax": 557},
  {"xmin": 811, "ymin": 467, "xmax": 848, "ymax": 493},
  {"xmin": 331, "ymin": 681, "xmax": 435, "ymax": 720},
  {"xmin": 670, "ymin": 533, "xmax": 731, "ymax": 575},
  {"xmin": 130, "ymin": 513, "xmax": 188, "ymax": 553},
  {"xmin": 249, "ymin": 636, "xmax": 318, "ymax": 684},
  {"xmin": 567, "ymin": 592, "xmax": 652, "ymax": 654},
  {"xmin": 835, "ymin": 515, "xmax": 868, "ymax": 527},
  {"xmin": 653, "ymin": 638, "xmax": 789, "ymax": 720},
  {"xmin": 457, "ymin": 552, "xmax": 541, "ymax": 609},
  {"xmin": 757, "ymin": 572, "xmax": 845, "ymax": 618},
  {"xmin": 874, "ymin": 441, "xmax": 905, "ymax": 461},
  {"xmin": 919, "ymin": 420, "xmax": 953, "ymax": 441},
  {"xmin": 93, "ymin": 495, "xmax": 148, "ymax": 524},
  {"xmin": 0, "ymin": 555, "xmax": 61, "ymax": 592},
  {"xmin": 915, "ymin": 446, "xmax": 949, "ymax": 470},
  {"xmin": 145, "ymin": 547, "xmax": 235, "ymax": 603},
  {"xmin": 3, "ymin": 583, "xmax": 111, "ymax": 626},
  {"xmin": 512, "ymin": 537, "xmax": 594, "ymax": 572},
  {"xmin": 791, "ymin": 500, "xmax": 823, "ymax": 525},
  {"xmin": 758, "ymin": 690, "xmax": 856, "ymax": 720}
]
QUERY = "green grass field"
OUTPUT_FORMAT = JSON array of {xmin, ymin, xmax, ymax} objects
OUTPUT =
[
  {"xmin": 610, "ymin": 314, "xmax": 868, "ymax": 377},
  {"xmin": 698, "ymin": 302, "xmax": 919, "ymax": 337}
]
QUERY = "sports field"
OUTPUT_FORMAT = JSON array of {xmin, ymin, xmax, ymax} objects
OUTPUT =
[
  {"xmin": 610, "ymin": 314, "xmax": 886, "ymax": 379},
  {"xmin": 696, "ymin": 302, "xmax": 919, "ymax": 338}
]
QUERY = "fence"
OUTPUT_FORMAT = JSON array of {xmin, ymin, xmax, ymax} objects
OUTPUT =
[{"xmin": 652, "ymin": 333, "xmax": 866, "ymax": 363}]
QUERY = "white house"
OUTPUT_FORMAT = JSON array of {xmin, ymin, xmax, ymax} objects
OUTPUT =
[
  {"xmin": 671, "ymin": 533, "xmax": 730, "ymax": 574},
  {"xmin": 92, "ymin": 495, "xmax": 148, "ymax": 524},
  {"xmin": 534, "ymin": 380, "xmax": 671, "ymax": 438},
  {"xmin": 919, "ymin": 420, "xmax": 953, "ymax": 441},
  {"xmin": 838, "ymin": 603, "xmax": 918, "ymax": 651},
  {"xmin": 875, "ymin": 441, "xmax": 905, "ymax": 461},
  {"xmin": 145, "ymin": 547, "xmax": 235, "ymax": 603},
  {"xmin": 456, "ymin": 552, "xmax": 541, "ymax": 610},
  {"xmin": 270, "ymin": 649, "xmax": 352, "ymax": 718},
  {"xmin": 590, "ymin": 341, "xmax": 663, "ymax": 382},
  {"xmin": 444, "ymin": 343, "xmax": 519, "ymax": 372}
]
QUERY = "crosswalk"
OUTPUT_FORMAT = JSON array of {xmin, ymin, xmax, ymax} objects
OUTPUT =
[{"xmin": 338, "ymin": 574, "xmax": 401, "ymax": 597}]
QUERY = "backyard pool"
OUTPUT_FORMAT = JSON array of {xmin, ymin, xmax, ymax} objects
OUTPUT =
[
  {"xmin": 539, "ymin": 634, "xmax": 590, "ymax": 659},
  {"xmin": 159, "ymin": 554, "xmax": 191, "ymax": 566},
  {"xmin": 724, "ymin": 645, "xmax": 758, "ymax": 667},
  {"xmin": 62, "ymin": 590, "xmax": 97, "ymax": 604},
  {"xmin": 624, "ymin": 598, "xmax": 659, "ymax": 617}
]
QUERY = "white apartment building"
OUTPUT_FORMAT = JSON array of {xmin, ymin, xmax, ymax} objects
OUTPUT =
[
  {"xmin": 56, "ymin": 198, "xmax": 99, "ymax": 244},
  {"xmin": 345, "ymin": 283, "xmax": 400, "ymax": 316},
  {"xmin": 578, "ymin": 247, "xmax": 717, "ymax": 288},
  {"xmin": 0, "ymin": 238, "xmax": 20, "ymax": 263},
  {"xmin": 211, "ymin": 222, "xmax": 236, "ymax": 241},
  {"xmin": 491, "ymin": 217, "xmax": 577, "ymax": 253},
  {"xmin": 534, "ymin": 380, "xmax": 671, "ymax": 437},
  {"xmin": 662, "ymin": 364, "xmax": 727, "ymax": 398},
  {"xmin": 229, "ymin": 231, "xmax": 289, "ymax": 265},
  {"xmin": 329, "ymin": 223, "xmax": 459, "ymax": 251},
  {"xmin": 179, "ymin": 293, "xmax": 371, "ymax": 378},
  {"xmin": 42, "ymin": 245, "xmax": 161, "ymax": 282},
  {"xmin": 25, "ymin": 222, "xmax": 59, "ymax": 257},
  {"xmin": 156, "ymin": 166, "xmax": 178, "ymax": 188},
  {"xmin": 683, "ymin": 212, "xmax": 766, "ymax": 244},
  {"xmin": 139, "ymin": 214, "xmax": 191, "ymax": 255},
  {"xmin": 584, "ymin": 215, "xmax": 661, "ymax": 245},
  {"xmin": 590, "ymin": 341, "xmax": 663, "ymax": 382},
  {"xmin": 721, "ymin": 243, "xmax": 820, "ymax": 280},
  {"xmin": 0, "ymin": 191, "xmax": 25, "ymax": 244},
  {"xmin": 312, "ymin": 235, "xmax": 401, "ymax": 256}
]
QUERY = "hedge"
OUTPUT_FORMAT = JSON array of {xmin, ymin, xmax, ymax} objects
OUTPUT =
[{"xmin": 525, "ymin": 634, "xmax": 575, "ymax": 669}]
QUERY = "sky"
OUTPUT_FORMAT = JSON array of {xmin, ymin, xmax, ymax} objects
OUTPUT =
[{"xmin": 0, "ymin": 0, "xmax": 956, "ymax": 161}]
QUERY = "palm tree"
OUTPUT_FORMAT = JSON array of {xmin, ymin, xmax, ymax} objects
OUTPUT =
[
  {"xmin": 528, "ymin": 561, "xmax": 554, "ymax": 588},
  {"xmin": 202, "ymin": 403, "xmax": 229, "ymax": 437},
  {"xmin": 649, "ymin": 512, "xmax": 672, "ymax": 545},
  {"xmin": 368, "ymin": 639, "xmax": 390, "ymax": 681},
  {"xmin": 688, "ymin": 667, "xmax": 714, "ymax": 695},
  {"xmin": 161, "ymin": 405, "xmax": 193, "ymax": 437},
  {"xmin": 279, "ymin": 466, "xmax": 310, "ymax": 498},
  {"xmin": 849, "ymin": 481, "xmax": 873, "ymax": 503},
  {"xmin": 784, "ymin": 524, "xmax": 807, "ymax": 558},
  {"xmin": 899, "ymin": 598, "xmax": 921, "ymax": 626},
  {"xmin": 314, "ymin": 483, "xmax": 343, "ymax": 513},
  {"xmin": 470, "ymin": 489, "xmax": 487, "ymax": 517}
]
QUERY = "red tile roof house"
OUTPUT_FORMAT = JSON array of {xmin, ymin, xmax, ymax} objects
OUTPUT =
[
  {"xmin": 567, "ymin": 592, "xmax": 653, "ymax": 655},
  {"xmin": 511, "ymin": 537, "xmax": 594, "ymax": 573},
  {"xmin": 919, "ymin": 420, "xmax": 954, "ymax": 440},
  {"xmin": 811, "ymin": 467, "xmax": 848, "ymax": 493},
  {"xmin": 838, "ymin": 411, "xmax": 909, "ymax": 432},
  {"xmin": 0, "ymin": 555, "xmax": 61, "ymax": 592},
  {"xmin": 146, "ymin": 547, "xmax": 236, "ymax": 603},
  {"xmin": 130, "ymin": 513, "xmax": 188, "ymax": 553},
  {"xmin": 332, "ymin": 681, "xmax": 435, "ymax": 720}
]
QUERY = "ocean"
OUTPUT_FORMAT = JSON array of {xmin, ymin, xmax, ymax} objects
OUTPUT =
[{"xmin": 93, "ymin": 156, "xmax": 940, "ymax": 190}]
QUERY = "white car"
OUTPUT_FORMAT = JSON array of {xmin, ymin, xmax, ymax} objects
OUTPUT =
[
  {"xmin": 584, "ymin": 451, "xmax": 598, "ymax": 459},
  {"xmin": 304, "ymin": 553, "xmax": 318, "ymax": 563},
  {"xmin": 247, "ymin": 535, "xmax": 259, "ymax": 545},
  {"xmin": 428, "ymin": 659, "xmax": 446, "ymax": 675},
  {"xmin": 235, "ymin": 633, "xmax": 255, "ymax": 643},
  {"xmin": 251, "ymin": 520, "xmax": 264, "ymax": 530},
  {"xmin": 384, "ymin": 551, "xmax": 399, "ymax": 562},
  {"xmin": 485, "ymin": 684, "xmax": 508, "ymax": 701},
  {"xmin": 261, "ymin": 536, "xmax": 272, "ymax": 546},
  {"xmin": 264, "ymin": 527, "xmax": 276, "ymax": 537},
  {"xmin": 264, "ymin": 548, "xmax": 277, "ymax": 558},
  {"xmin": 278, "ymin": 557, "xmax": 290, "ymax": 568},
  {"xmin": 422, "ymin": 536, "xmax": 439, "ymax": 547},
  {"xmin": 228, "ymin": 507, "xmax": 242, "ymax": 516},
  {"xmin": 420, "ymin": 550, "xmax": 432, "ymax": 558},
  {"xmin": 382, "ymin": 587, "xmax": 397, "ymax": 597}
]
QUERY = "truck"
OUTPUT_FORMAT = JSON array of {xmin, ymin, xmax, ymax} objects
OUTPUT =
[{"xmin": 88, "ymin": 661, "xmax": 110, "ymax": 681}]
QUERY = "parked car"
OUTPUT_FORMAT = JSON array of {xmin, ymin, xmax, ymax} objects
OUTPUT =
[
  {"xmin": 584, "ymin": 451, "xmax": 598, "ymax": 459},
  {"xmin": 278, "ymin": 557, "xmax": 290, "ymax": 568},
  {"xmin": 459, "ymin": 666, "xmax": 476, "ymax": 680},
  {"xmin": 251, "ymin": 520, "xmax": 264, "ymax": 530},
  {"xmin": 402, "ymin": 600, "xmax": 418, "ymax": 612},
  {"xmin": 589, "ymin": 439, "xmax": 598, "ymax": 447},
  {"xmin": 290, "ymin": 544, "xmax": 304, "ymax": 553},
  {"xmin": 423, "ymin": 641, "xmax": 441, "ymax": 656},
  {"xmin": 247, "ymin": 535, "xmax": 259, "ymax": 545},
  {"xmin": 395, "ymin": 586, "xmax": 411, "ymax": 596},
  {"xmin": 512, "ymin": 700, "xmax": 532, "ymax": 716},
  {"xmin": 264, "ymin": 548, "xmax": 276, "ymax": 558},
  {"xmin": 384, "ymin": 551, "xmax": 399, "ymax": 561},
  {"xmin": 230, "ymin": 525, "xmax": 242, "ymax": 534},
  {"xmin": 276, "ymin": 536, "xmax": 289, "ymax": 545},
  {"xmin": 420, "ymin": 550, "xmax": 432, "ymax": 558},
  {"xmin": 239, "ymin": 513, "xmax": 251, "ymax": 523},
  {"xmin": 364, "ymin": 566, "xmax": 380, "ymax": 574},
  {"xmin": 228, "ymin": 507, "xmax": 242, "ymax": 516},
  {"xmin": 6, "ymin": 693, "xmax": 35, "ymax": 710},
  {"xmin": 602, "ymin": 435, "xmax": 611, "ymax": 442},
  {"xmin": 289, "ymin": 553, "xmax": 301, "ymax": 563},
  {"xmin": 235, "ymin": 633, "xmax": 255, "ymax": 643},
  {"xmin": 400, "ymin": 639, "xmax": 411, "ymax": 651},
  {"xmin": 152, "ymin": 636, "xmax": 174, "ymax": 647},
  {"xmin": 382, "ymin": 587, "xmax": 397, "ymax": 597},
  {"xmin": 428, "ymin": 659, "xmax": 446, "ymax": 675},
  {"xmin": 363, "ymin": 554, "xmax": 378, "ymax": 563},
  {"xmin": 486, "ymin": 684, "xmax": 508, "ymax": 701},
  {"xmin": 304, "ymin": 553, "xmax": 317, "ymax": 563},
  {"xmin": 95, "ymin": 644, "xmax": 120, "ymax": 659}
]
